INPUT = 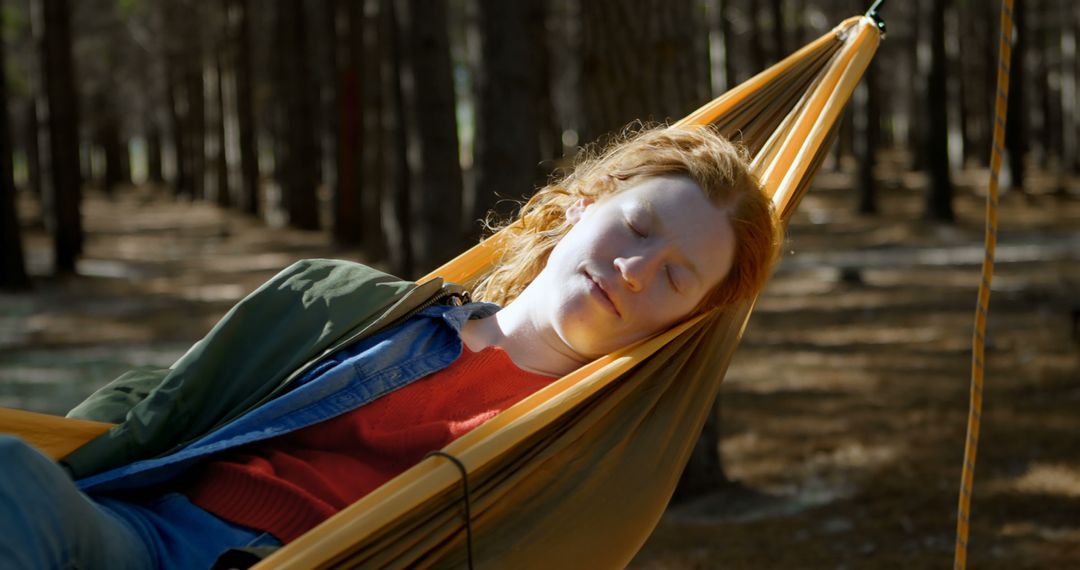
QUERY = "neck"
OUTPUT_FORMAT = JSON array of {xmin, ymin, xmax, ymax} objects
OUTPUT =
[{"xmin": 461, "ymin": 301, "xmax": 587, "ymax": 378}]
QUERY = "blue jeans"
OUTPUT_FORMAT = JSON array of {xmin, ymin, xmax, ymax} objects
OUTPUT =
[{"xmin": 0, "ymin": 435, "xmax": 279, "ymax": 569}]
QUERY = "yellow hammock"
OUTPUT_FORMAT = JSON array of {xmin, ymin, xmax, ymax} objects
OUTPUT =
[{"xmin": 0, "ymin": 16, "xmax": 880, "ymax": 569}]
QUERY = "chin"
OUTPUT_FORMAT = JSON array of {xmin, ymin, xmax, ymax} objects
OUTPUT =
[{"xmin": 565, "ymin": 334, "xmax": 627, "ymax": 360}]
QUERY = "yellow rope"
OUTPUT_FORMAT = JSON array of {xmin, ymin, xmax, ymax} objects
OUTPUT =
[{"xmin": 954, "ymin": 1, "xmax": 1013, "ymax": 568}]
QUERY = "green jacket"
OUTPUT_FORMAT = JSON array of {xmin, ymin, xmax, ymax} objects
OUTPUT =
[{"xmin": 62, "ymin": 259, "xmax": 466, "ymax": 480}]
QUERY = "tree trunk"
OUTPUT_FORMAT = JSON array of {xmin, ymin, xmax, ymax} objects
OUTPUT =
[
  {"xmin": 547, "ymin": 0, "xmax": 583, "ymax": 154},
  {"xmin": 673, "ymin": 401, "xmax": 731, "ymax": 501},
  {"xmin": 1035, "ymin": 3, "xmax": 1061, "ymax": 174},
  {"xmin": 747, "ymin": 1, "xmax": 767, "ymax": 77},
  {"xmin": 211, "ymin": 48, "xmax": 231, "ymax": 209},
  {"xmin": 165, "ymin": 54, "xmax": 192, "ymax": 198},
  {"xmin": 953, "ymin": 1, "xmax": 975, "ymax": 167},
  {"xmin": 793, "ymin": 0, "xmax": 806, "ymax": 47},
  {"xmin": 35, "ymin": 0, "xmax": 82, "ymax": 273},
  {"xmin": 278, "ymin": 0, "xmax": 320, "ymax": 229},
  {"xmin": 910, "ymin": 0, "xmax": 929, "ymax": 172},
  {"xmin": 186, "ymin": 22, "xmax": 207, "ymax": 202},
  {"xmin": 580, "ymin": 0, "xmax": 709, "ymax": 144},
  {"xmin": 473, "ymin": 0, "xmax": 544, "ymax": 234},
  {"xmin": 379, "ymin": 0, "xmax": 411, "ymax": 276},
  {"xmin": 316, "ymin": 1, "xmax": 339, "ymax": 209},
  {"xmin": 1061, "ymin": 0, "xmax": 1078, "ymax": 174},
  {"xmin": 100, "ymin": 108, "xmax": 127, "ymax": 195},
  {"xmin": 924, "ymin": 0, "xmax": 953, "ymax": 221},
  {"xmin": 769, "ymin": 0, "xmax": 785, "ymax": 62},
  {"xmin": 1, "ymin": 17, "xmax": 30, "ymax": 290},
  {"xmin": 960, "ymin": 0, "xmax": 996, "ymax": 168},
  {"xmin": 271, "ymin": 0, "xmax": 289, "ymax": 218},
  {"xmin": 1073, "ymin": 1, "xmax": 1080, "ymax": 175},
  {"xmin": 360, "ymin": 0, "xmax": 386, "ymax": 262},
  {"xmin": 721, "ymin": 0, "xmax": 738, "ymax": 87},
  {"xmin": 531, "ymin": 1, "xmax": 561, "ymax": 173},
  {"xmin": 146, "ymin": 121, "xmax": 164, "ymax": 185},
  {"xmin": 1005, "ymin": 0, "xmax": 1027, "ymax": 192},
  {"xmin": 23, "ymin": 100, "xmax": 43, "ymax": 198},
  {"xmin": 230, "ymin": 0, "xmax": 260, "ymax": 215},
  {"xmin": 333, "ymin": 0, "xmax": 364, "ymax": 246},
  {"xmin": 395, "ymin": 0, "xmax": 463, "ymax": 274}
]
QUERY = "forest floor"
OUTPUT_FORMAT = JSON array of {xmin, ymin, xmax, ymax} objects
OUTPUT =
[{"xmin": 2, "ymin": 158, "xmax": 1078, "ymax": 568}]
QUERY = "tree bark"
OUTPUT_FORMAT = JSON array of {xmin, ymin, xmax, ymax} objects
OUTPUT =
[
  {"xmin": 473, "ymin": 0, "xmax": 544, "ymax": 234},
  {"xmin": 395, "ymin": 0, "xmax": 463, "ymax": 274},
  {"xmin": 35, "ymin": 0, "xmax": 83, "ymax": 273},
  {"xmin": 1, "ymin": 16, "xmax": 30, "ymax": 290},
  {"xmin": 923, "ymin": 0, "xmax": 953, "ymax": 221}
]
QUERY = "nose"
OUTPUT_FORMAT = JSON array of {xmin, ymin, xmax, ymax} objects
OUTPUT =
[{"xmin": 613, "ymin": 250, "xmax": 665, "ymax": 292}]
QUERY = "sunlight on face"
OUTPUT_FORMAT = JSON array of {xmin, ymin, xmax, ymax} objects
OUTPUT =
[{"xmin": 530, "ymin": 175, "xmax": 736, "ymax": 358}]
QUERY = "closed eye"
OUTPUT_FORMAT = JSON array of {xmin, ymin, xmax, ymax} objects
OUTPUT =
[
  {"xmin": 626, "ymin": 220, "xmax": 647, "ymax": 238},
  {"xmin": 667, "ymin": 266, "xmax": 680, "ymax": 292}
]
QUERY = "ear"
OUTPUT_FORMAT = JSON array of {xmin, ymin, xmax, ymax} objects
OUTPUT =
[{"xmin": 565, "ymin": 197, "xmax": 595, "ymax": 224}]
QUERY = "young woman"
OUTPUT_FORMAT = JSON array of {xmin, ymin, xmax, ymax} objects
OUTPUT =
[{"xmin": 0, "ymin": 125, "xmax": 779, "ymax": 569}]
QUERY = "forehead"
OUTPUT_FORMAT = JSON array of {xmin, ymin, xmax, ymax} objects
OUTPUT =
[
  {"xmin": 609, "ymin": 175, "xmax": 735, "ymax": 285},
  {"xmin": 613, "ymin": 174, "xmax": 713, "ymax": 209}
]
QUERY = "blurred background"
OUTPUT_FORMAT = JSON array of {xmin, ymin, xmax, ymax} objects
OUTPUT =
[{"xmin": 0, "ymin": 0, "xmax": 1078, "ymax": 567}]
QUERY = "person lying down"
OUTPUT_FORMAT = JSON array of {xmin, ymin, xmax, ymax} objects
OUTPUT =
[{"xmin": 0, "ymin": 125, "xmax": 779, "ymax": 569}]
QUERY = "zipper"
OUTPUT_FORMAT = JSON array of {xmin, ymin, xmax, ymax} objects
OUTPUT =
[{"xmin": 401, "ymin": 289, "xmax": 469, "ymax": 317}]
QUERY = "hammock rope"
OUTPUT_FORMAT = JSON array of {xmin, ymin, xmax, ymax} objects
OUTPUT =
[
  {"xmin": 423, "ymin": 451, "xmax": 475, "ymax": 570},
  {"xmin": 954, "ymin": 0, "xmax": 1013, "ymax": 568}
]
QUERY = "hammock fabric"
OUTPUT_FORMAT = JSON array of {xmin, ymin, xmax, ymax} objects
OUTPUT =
[{"xmin": 0, "ymin": 16, "xmax": 880, "ymax": 569}]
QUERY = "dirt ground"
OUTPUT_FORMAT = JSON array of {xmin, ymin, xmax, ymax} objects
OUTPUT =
[{"xmin": 2, "ymin": 160, "xmax": 1078, "ymax": 568}]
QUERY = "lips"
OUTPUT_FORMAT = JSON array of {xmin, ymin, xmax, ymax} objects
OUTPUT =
[{"xmin": 585, "ymin": 271, "xmax": 621, "ymax": 318}]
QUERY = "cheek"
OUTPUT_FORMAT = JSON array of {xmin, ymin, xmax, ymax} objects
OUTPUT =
[
  {"xmin": 641, "ymin": 294, "xmax": 696, "ymax": 331},
  {"xmin": 565, "ymin": 218, "xmax": 619, "ymax": 257}
]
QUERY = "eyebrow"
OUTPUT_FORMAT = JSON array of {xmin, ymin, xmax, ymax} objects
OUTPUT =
[{"xmin": 640, "ymin": 199, "xmax": 703, "ymax": 287}]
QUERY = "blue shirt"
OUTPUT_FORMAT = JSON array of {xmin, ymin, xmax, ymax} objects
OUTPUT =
[{"xmin": 77, "ymin": 302, "xmax": 500, "ymax": 494}]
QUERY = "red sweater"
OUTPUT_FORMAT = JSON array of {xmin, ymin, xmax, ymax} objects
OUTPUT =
[{"xmin": 184, "ymin": 345, "xmax": 554, "ymax": 543}]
